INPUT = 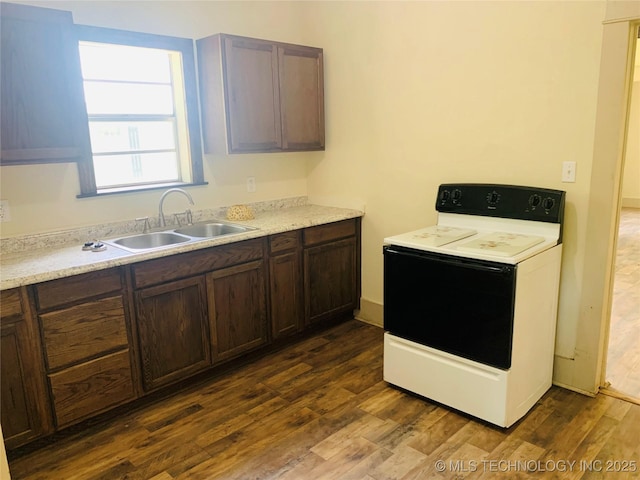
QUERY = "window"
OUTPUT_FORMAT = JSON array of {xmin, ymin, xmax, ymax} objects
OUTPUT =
[{"xmin": 75, "ymin": 26, "xmax": 204, "ymax": 196}]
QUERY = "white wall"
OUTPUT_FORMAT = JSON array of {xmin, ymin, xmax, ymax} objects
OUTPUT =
[{"xmin": 622, "ymin": 42, "xmax": 640, "ymax": 207}]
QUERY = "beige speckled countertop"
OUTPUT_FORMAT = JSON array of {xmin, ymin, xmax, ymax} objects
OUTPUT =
[{"xmin": 0, "ymin": 201, "xmax": 363, "ymax": 291}]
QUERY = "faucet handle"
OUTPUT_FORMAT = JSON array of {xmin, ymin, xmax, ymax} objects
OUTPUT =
[
  {"xmin": 135, "ymin": 216, "xmax": 151, "ymax": 233},
  {"xmin": 173, "ymin": 210, "xmax": 193, "ymax": 227}
]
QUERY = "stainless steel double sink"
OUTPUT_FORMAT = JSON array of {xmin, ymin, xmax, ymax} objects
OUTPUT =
[{"xmin": 104, "ymin": 221, "xmax": 257, "ymax": 253}]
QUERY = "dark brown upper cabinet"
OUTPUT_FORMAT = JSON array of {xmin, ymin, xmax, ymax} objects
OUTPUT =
[
  {"xmin": 0, "ymin": 3, "xmax": 92, "ymax": 166},
  {"xmin": 197, "ymin": 34, "xmax": 324, "ymax": 154}
]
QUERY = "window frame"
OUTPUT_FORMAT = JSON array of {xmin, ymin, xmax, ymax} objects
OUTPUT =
[{"xmin": 75, "ymin": 25, "xmax": 205, "ymax": 197}]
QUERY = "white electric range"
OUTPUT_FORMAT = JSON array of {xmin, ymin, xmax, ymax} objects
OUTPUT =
[{"xmin": 383, "ymin": 183, "xmax": 566, "ymax": 428}]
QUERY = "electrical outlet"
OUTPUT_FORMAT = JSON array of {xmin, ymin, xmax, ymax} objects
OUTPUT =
[
  {"xmin": 246, "ymin": 176, "xmax": 256, "ymax": 193},
  {"xmin": 0, "ymin": 200, "xmax": 11, "ymax": 222},
  {"xmin": 562, "ymin": 161, "xmax": 576, "ymax": 183}
]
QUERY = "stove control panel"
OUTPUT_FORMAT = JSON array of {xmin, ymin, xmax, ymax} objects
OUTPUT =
[{"xmin": 436, "ymin": 183, "xmax": 565, "ymax": 224}]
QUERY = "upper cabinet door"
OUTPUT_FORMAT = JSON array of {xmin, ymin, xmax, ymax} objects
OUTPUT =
[
  {"xmin": 278, "ymin": 45, "xmax": 324, "ymax": 151},
  {"xmin": 0, "ymin": 3, "xmax": 92, "ymax": 165},
  {"xmin": 223, "ymin": 36, "xmax": 282, "ymax": 152},
  {"xmin": 197, "ymin": 33, "xmax": 324, "ymax": 154}
]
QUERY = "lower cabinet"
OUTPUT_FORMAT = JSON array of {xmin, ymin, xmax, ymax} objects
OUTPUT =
[
  {"xmin": 131, "ymin": 238, "xmax": 267, "ymax": 391},
  {"xmin": 135, "ymin": 276, "xmax": 210, "ymax": 391},
  {"xmin": 269, "ymin": 231, "xmax": 303, "ymax": 340},
  {"xmin": 2, "ymin": 218, "xmax": 362, "ymax": 450},
  {"xmin": 208, "ymin": 260, "xmax": 268, "ymax": 362},
  {"xmin": 303, "ymin": 220, "xmax": 360, "ymax": 326},
  {"xmin": 1, "ymin": 288, "xmax": 52, "ymax": 449}
]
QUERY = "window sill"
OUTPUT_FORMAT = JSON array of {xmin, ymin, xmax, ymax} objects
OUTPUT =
[{"xmin": 76, "ymin": 181, "xmax": 208, "ymax": 198}]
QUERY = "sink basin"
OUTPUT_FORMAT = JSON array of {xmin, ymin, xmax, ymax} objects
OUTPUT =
[
  {"xmin": 174, "ymin": 222, "xmax": 254, "ymax": 238},
  {"xmin": 107, "ymin": 232, "xmax": 191, "ymax": 252},
  {"xmin": 104, "ymin": 221, "xmax": 257, "ymax": 253}
]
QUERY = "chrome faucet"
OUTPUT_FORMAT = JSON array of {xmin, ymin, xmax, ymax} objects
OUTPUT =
[{"xmin": 158, "ymin": 188, "xmax": 195, "ymax": 227}]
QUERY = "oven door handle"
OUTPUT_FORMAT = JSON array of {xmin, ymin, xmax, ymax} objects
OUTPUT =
[{"xmin": 384, "ymin": 247, "xmax": 513, "ymax": 274}]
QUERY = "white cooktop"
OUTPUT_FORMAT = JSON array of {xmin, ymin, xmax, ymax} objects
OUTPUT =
[
  {"xmin": 456, "ymin": 232, "xmax": 544, "ymax": 257},
  {"xmin": 401, "ymin": 226, "xmax": 477, "ymax": 247},
  {"xmin": 384, "ymin": 213, "xmax": 561, "ymax": 264}
]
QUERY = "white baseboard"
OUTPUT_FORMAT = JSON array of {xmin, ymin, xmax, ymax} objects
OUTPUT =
[
  {"xmin": 551, "ymin": 380, "xmax": 597, "ymax": 397},
  {"xmin": 355, "ymin": 297, "xmax": 383, "ymax": 327},
  {"xmin": 621, "ymin": 197, "xmax": 640, "ymax": 208}
]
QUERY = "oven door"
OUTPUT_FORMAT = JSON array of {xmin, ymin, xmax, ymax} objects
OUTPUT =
[{"xmin": 383, "ymin": 245, "xmax": 516, "ymax": 369}]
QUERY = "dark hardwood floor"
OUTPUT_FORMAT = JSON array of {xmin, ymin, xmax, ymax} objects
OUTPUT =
[{"xmin": 8, "ymin": 320, "xmax": 640, "ymax": 480}]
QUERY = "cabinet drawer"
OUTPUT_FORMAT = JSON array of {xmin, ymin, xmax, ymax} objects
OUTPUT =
[
  {"xmin": 40, "ymin": 296, "xmax": 128, "ymax": 370},
  {"xmin": 35, "ymin": 269, "xmax": 123, "ymax": 310},
  {"xmin": 303, "ymin": 219, "xmax": 357, "ymax": 246},
  {"xmin": 133, "ymin": 239, "xmax": 264, "ymax": 288},
  {"xmin": 48, "ymin": 350, "xmax": 135, "ymax": 427},
  {"xmin": 269, "ymin": 231, "xmax": 300, "ymax": 254},
  {"xmin": 0, "ymin": 288, "xmax": 23, "ymax": 319}
]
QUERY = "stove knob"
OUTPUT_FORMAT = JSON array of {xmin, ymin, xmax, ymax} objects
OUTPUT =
[
  {"xmin": 452, "ymin": 189, "xmax": 462, "ymax": 201},
  {"xmin": 487, "ymin": 191, "xmax": 500, "ymax": 205},
  {"xmin": 543, "ymin": 197, "xmax": 555, "ymax": 210},
  {"xmin": 529, "ymin": 194, "xmax": 541, "ymax": 208},
  {"xmin": 439, "ymin": 190, "xmax": 451, "ymax": 202}
]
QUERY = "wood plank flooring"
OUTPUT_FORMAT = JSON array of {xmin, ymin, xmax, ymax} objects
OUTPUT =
[
  {"xmin": 7, "ymin": 320, "xmax": 640, "ymax": 480},
  {"xmin": 606, "ymin": 207, "xmax": 640, "ymax": 399}
]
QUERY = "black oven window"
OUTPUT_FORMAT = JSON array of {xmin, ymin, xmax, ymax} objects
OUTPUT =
[{"xmin": 384, "ymin": 247, "xmax": 516, "ymax": 369}]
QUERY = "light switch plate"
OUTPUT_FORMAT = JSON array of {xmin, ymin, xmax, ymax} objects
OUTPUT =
[{"xmin": 562, "ymin": 161, "xmax": 576, "ymax": 183}]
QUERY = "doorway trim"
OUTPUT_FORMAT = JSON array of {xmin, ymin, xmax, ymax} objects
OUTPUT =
[
  {"xmin": 552, "ymin": 13, "xmax": 640, "ymax": 396},
  {"xmin": 598, "ymin": 22, "xmax": 640, "ymax": 392}
]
